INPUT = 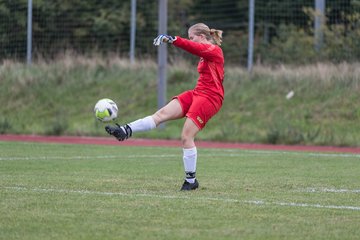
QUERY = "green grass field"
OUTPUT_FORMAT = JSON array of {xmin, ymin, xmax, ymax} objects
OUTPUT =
[{"xmin": 1, "ymin": 141, "xmax": 360, "ymax": 240}]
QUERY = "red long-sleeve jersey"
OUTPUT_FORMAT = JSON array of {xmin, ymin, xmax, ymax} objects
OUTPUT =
[{"xmin": 173, "ymin": 36, "xmax": 225, "ymax": 107}]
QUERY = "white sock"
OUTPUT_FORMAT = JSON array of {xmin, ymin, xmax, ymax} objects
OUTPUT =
[
  {"xmin": 128, "ymin": 116, "xmax": 156, "ymax": 133},
  {"xmin": 183, "ymin": 147, "xmax": 197, "ymax": 183}
]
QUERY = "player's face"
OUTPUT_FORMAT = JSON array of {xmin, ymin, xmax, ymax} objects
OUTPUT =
[{"xmin": 188, "ymin": 30, "xmax": 204, "ymax": 43}]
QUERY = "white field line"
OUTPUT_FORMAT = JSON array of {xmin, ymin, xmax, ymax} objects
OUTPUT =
[
  {"xmin": 0, "ymin": 154, "xmax": 179, "ymax": 161},
  {"xmin": 216, "ymin": 149, "xmax": 360, "ymax": 158},
  {"xmin": 271, "ymin": 151, "xmax": 360, "ymax": 158},
  {"xmin": 3, "ymin": 186, "xmax": 360, "ymax": 211},
  {"xmin": 1, "ymin": 150, "xmax": 360, "ymax": 161},
  {"xmin": 303, "ymin": 187, "xmax": 360, "ymax": 193}
]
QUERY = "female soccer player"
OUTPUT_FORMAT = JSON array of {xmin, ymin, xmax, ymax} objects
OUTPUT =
[{"xmin": 105, "ymin": 23, "xmax": 224, "ymax": 191}]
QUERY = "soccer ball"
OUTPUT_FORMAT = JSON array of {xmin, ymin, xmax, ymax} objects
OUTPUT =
[{"xmin": 94, "ymin": 98, "xmax": 118, "ymax": 122}]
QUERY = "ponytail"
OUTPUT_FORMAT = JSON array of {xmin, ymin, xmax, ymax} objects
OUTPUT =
[{"xmin": 210, "ymin": 28, "xmax": 223, "ymax": 46}]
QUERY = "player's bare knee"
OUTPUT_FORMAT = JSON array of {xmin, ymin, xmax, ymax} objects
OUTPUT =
[
  {"xmin": 181, "ymin": 136, "xmax": 189, "ymax": 147},
  {"xmin": 181, "ymin": 133, "xmax": 194, "ymax": 148}
]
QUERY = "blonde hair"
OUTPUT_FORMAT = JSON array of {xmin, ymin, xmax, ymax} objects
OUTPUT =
[{"xmin": 189, "ymin": 23, "xmax": 223, "ymax": 46}]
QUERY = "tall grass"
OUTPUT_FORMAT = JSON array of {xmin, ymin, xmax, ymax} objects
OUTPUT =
[
  {"xmin": 224, "ymin": 63, "xmax": 360, "ymax": 145},
  {"xmin": 0, "ymin": 56, "xmax": 359, "ymax": 146}
]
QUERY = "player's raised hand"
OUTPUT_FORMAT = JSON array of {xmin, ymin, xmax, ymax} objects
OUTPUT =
[{"xmin": 153, "ymin": 34, "xmax": 177, "ymax": 46}]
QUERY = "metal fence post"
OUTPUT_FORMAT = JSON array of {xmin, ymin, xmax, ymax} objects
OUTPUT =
[
  {"xmin": 314, "ymin": 0, "xmax": 325, "ymax": 51},
  {"xmin": 247, "ymin": 0, "xmax": 255, "ymax": 73},
  {"xmin": 157, "ymin": 0, "xmax": 167, "ymax": 128},
  {"xmin": 130, "ymin": 0, "xmax": 136, "ymax": 64},
  {"xmin": 27, "ymin": 0, "xmax": 33, "ymax": 64}
]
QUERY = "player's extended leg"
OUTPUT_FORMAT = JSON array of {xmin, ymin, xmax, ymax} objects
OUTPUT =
[
  {"xmin": 180, "ymin": 118, "xmax": 201, "ymax": 191},
  {"xmin": 152, "ymin": 99, "xmax": 184, "ymax": 125},
  {"xmin": 105, "ymin": 99, "xmax": 183, "ymax": 141}
]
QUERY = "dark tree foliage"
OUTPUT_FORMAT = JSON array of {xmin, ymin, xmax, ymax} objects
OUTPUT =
[
  {"xmin": 0, "ymin": 0, "xmax": 28, "ymax": 59},
  {"xmin": 0, "ymin": 0, "xmax": 358, "ymax": 63}
]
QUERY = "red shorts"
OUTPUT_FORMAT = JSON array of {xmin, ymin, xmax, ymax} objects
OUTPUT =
[{"xmin": 173, "ymin": 90, "xmax": 222, "ymax": 130}]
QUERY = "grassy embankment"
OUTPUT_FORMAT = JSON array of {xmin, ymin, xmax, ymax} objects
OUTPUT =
[{"xmin": 0, "ymin": 57, "xmax": 359, "ymax": 146}]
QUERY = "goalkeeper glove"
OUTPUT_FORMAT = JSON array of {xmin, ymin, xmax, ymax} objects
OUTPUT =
[{"xmin": 153, "ymin": 34, "xmax": 177, "ymax": 46}]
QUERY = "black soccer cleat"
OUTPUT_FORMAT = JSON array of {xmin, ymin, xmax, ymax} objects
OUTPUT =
[
  {"xmin": 180, "ymin": 179, "xmax": 199, "ymax": 191},
  {"xmin": 105, "ymin": 124, "xmax": 132, "ymax": 141}
]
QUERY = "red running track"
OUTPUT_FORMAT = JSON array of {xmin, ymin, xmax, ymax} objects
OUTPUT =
[{"xmin": 1, "ymin": 134, "xmax": 360, "ymax": 154}]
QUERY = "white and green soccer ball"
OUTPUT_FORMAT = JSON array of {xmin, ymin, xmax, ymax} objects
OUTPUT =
[{"xmin": 94, "ymin": 98, "xmax": 118, "ymax": 122}]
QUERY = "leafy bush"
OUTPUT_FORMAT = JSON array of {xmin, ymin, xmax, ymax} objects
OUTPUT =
[
  {"xmin": 255, "ymin": 9, "xmax": 360, "ymax": 64},
  {"xmin": 0, "ymin": 118, "xmax": 12, "ymax": 134}
]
